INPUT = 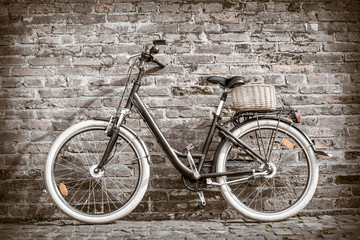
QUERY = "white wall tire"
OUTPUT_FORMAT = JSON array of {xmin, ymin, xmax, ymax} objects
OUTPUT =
[
  {"xmin": 216, "ymin": 119, "xmax": 318, "ymax": 222},
  {"xmin": 45, "ymin": 120, "xmax": 150, "ymax": 224}
]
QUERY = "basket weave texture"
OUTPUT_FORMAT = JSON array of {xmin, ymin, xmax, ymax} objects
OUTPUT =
[{"xmin": 231, "ymin": 84, "xmax": 277, "ymax": 111}]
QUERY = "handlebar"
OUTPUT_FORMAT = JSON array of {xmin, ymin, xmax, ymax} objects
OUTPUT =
[
  {"xmin": 152, "ymin": 58, "xmax": 165, "ymax": 68},
  {"xmin": 127, "ymin": 40, "xmax": 167, "ymax": 68}
]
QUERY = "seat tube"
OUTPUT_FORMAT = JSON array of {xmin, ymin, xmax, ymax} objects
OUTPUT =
[{"xmin": 198, "ymin": 91, "xmax": 228, "ymax": 170}]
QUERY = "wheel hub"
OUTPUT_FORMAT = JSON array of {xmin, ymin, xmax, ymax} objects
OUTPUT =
[
  {"xmin": 90, "ymin": 165, "xmax": 104, "ymax": 178},
  {"xmin": 264, "ymin": 162, "xmax": 277, "ymax": 178}
]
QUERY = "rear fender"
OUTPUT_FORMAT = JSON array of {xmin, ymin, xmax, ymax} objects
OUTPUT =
[{"xmin": 213, "ymin": 117, "xmax": 331, "ymax": 165}]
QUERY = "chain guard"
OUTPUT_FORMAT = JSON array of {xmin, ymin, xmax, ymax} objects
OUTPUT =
[
  {"xmin": 182, "ymin": 175, "xmax": 207, "ymax": 192},
  {"xmin": 181, "ymin": 162, "xmax": 212, "ymax": 192}
]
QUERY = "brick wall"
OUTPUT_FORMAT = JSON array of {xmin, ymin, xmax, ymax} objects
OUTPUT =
[{"xmin": 0, "ymin": 0, "xmax": 359, "ymax": 222}]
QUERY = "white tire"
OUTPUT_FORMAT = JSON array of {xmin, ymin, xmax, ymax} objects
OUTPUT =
[
  {"xmin": 216, "ymin": 119, "xmax": 318, "ymax": 222},
  {"xmin": 45, "ymin": 120, "xmax": 150, "ymax": 224}
]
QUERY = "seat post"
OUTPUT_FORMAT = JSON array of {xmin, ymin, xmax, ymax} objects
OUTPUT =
[{"xmin": 215, "ymin": 89, "xmax": 229, "ymax": 116}]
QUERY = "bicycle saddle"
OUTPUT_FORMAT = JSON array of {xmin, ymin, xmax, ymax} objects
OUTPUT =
[{"xmin": 207, "ymin": 76, "xmax": 245, "ymax": 89}]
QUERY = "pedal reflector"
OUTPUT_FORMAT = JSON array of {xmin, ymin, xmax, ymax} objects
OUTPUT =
[
  {"xmin": 59, "ymin": 183, "xmax": 68, "ymax": 196},
  {"xmin": 282, "ymin": 139, "xmax": 294, "ymax": 149}
]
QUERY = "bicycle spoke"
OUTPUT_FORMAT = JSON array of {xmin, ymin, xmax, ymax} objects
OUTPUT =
[
  {"xmin": 277, "ymin": 145, "xmax": 311, "ymax": 165},
  {"xmin": 68, "ymin": 175, "xmax": 89, "ymax": 204},
  {"xmin": 221, "ymin": 119, "xmax": 316, "ymax": 218},
  {"xmin": 272, "ymin": 177, "xmax": 298, "ymax": 200},
  {"xmin": 103, "ymin": 173, "xmax": 132, "ymax": 203},
  {"xmin": 71, "ymin": 134, "xmax": 92, "ymax": 168},
  {"xmin": 256, "ymin": 116, "xmax": 267, "ymax": 158},
  {"xmin": 98, "ymin": 179, "xmax": 119, "ymax": 211},
  {"xmin": 62, "ymin": 174, "xmax": 91, "ymax": 188},
  {"xmin": 57, "ymin": 157, "xmax": 88, "ymax": 174}
]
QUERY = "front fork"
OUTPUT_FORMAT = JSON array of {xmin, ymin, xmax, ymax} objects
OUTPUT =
[{"xmin": 94, "ymin": 109, "xmax": 130, "ymax": 173}]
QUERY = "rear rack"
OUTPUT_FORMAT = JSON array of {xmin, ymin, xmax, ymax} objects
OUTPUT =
[{"xmin": 228, "ymin": 108, "xmax": 300, "ymax": 126}]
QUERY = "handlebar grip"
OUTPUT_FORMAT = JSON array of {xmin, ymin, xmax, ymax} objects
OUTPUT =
[
  {"xmin": 153, "ymin": 40, "xmax": 167, "ymax": 45},
  {"xmin": 152, "ymin": 58, "xmax": 165, "ymax": 68}
]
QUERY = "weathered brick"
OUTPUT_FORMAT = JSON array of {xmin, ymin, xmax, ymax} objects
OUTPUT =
[
  {"xmin": 180, "ymin": 3, "xmax": 202, "ymax": 13},
  {"xmin": 0, "ymin": 0, "xmax": 360, "ymax": 222},
  {"xmin": 29, "ymin": 4, "xmax": 53, "ymax": 14},
  {"xmin": 281, "ymin": 12, "xmax": 316, "ymax": 22},
  {"xmin": 273, "ymin": 65, "xmax": 314, "ymax": 73},
  {"xmin": 324, "ymin": 43, "xmax": 360, "ymax": 52},
  {"xmin": 245, "ymin": 2, "xmax": 265, "ymax": 12},
  {"xmin": 95, "ymin": 4, "xmax": 114, "ymax": 13},
  {"xmin": 28, "ymin": 57, "xmax": 70, "ymax": 66},
  {"xmin": 2, "ymin": 77, "xmax": 22, "ymax": 88},
  {"xmin": 317, "ymin": 12, "xmax": 359, "ymax": 22},
  {"xmin": 75, "ymin": 34, "xmax": 116, "ymax": 44},
  {"xmin": 203, "ymin": 3, "xmax": 223, "ymax": 13},
  {"xmin": 176, "ymin": 55, "xmax": 214, "ymax": 65},
  {"xmin": 8, "ymin": 4, "xmax": 28, "ymax": 15},
  {"xmin": 67, "ymin": 14, "xmax": 106, "ymax": 24},
  {"xmin": 302, "ymin": 53, "xmax": 343, "ymax": 63},
  {"xmin": 194, "ymin": 44, "xmax": 232, "ymax": 54},
  {"xmin": 114, "ymin": 3, "xmax": 134, "ymax": 12},
  {"xmin": 279, "ymin": 43, "xmax": 320, "ymax": 53},
  {"xmin": 73, "ymin": 3, "xmax": 93, "ymax": 13},
  {"xmin": 137, "ymin": 2, "xmax": 157, "ymax": 12},
  {"xmin": 285, "ymin": 74, "xmax": 307, "ymax": 84},
  {"xmin": 0, "ymin": 56, "xmax": 25, "ymax": 66},
  {"xmin": 31, "ymin": 15, "xmax": 65, "ymax": 24},
  {"xmin": 314, "ymin": 63, "xmax": 358, "ymax": 73},
  {"xmin": 252, "ymin": 33, "xmax": 291, "ymax": 42},
  {"xmin": 345, "ymin": 53, "xmax": 360, "ymax": 62},
  {"xmin": 194, "ymin": 13, "xmax": 236, "ymax": 23},
  {"xmin": 209, "ymin": 33, "xmax": 250, "ymax": 42},
  {"xmin": 307, "ymin": 74, "xmax": 327, "ymax": 84},
  {"xmin": 194, "ymin": 65, "xmax": 229, "ymax": 75},
  {"xmin": 0, "ymin": 68, "xmax": 11, "ymax": 76},
  {"xmin": 12, "ymin": 68, "xmax": 54, "ymax": 76},
  {"xmin": 230, "ymin": 65, "xmax": 270, "ymax": 75},
  {"xmin": 151, "ymin": 13, "xmax": 192, "ymax": 23},
  {"xmin": 73, "ymin": 57, "xmax": 113, "ymax": 67},
  {"xmin": 107, "ymin": 13, "xmax": 150, "ymax": 23}
]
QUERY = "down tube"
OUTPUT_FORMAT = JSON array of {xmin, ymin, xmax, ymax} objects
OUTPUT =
[{"xmin": 132, "ymin": 93, "xmax": 195, "ymax": 179}]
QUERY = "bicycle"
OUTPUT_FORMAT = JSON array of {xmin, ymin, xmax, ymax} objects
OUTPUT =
[{"xmin": 45, "ymin": 40, "xmax": 328, "ymax": 224}]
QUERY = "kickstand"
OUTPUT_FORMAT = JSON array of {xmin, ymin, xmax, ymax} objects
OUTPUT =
[{"xmin": 197, "ymin": 191, "xmax": 206, "ymax": 206}]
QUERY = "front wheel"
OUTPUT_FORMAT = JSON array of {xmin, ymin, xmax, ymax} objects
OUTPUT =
[
  {"xmin": 45, "ymin": 120, "xmax": 150, "ymax": 224},
  {"xmin": 216, "ymin": 119, "xmax": 318, "ymax": 222}
]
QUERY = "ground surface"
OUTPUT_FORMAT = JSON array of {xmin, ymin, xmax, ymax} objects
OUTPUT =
[{"xmin": 0, "ymin": 215, "xmax": 359, "ymax": 239}]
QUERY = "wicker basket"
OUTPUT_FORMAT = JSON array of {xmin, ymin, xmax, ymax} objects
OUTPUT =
[{"xmin": 231, "ymin": 84, "xmax": 277, "ymax": 111}]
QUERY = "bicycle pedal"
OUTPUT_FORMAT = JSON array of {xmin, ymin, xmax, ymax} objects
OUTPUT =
[{"xmin": 197, "ymin": 191, "xmax": 206, "ymax": 206}]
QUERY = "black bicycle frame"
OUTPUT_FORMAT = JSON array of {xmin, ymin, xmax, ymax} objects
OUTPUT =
[{"xmin": 110, "ymin": 62, "xmax": 268, "ymax": 181}]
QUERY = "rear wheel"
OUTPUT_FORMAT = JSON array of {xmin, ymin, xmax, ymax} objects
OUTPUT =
[
  {"xmin": 45, "ymin": 120, "xmax": 150, "ymax": 224},
  {"xmin": 216, "ymin": 119, "xmax": 318, "ymax": 222}
]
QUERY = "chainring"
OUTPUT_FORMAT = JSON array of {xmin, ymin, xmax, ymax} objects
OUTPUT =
[
  {"xmin": 181, "ymin": 162, "xmax": 212, "ymax": 192},
  {"xmin": 182, "ymin": 175, "xmax": 207, "ymax": 192}
]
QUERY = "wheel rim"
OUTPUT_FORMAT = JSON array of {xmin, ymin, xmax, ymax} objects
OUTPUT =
[
  {"xmin": 222, "ymin": 123, "xmax": 313, "ymax": 215},
  {"xmin": 51, "ymin": 127, "xmax": 142, "ymax": 217}
]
